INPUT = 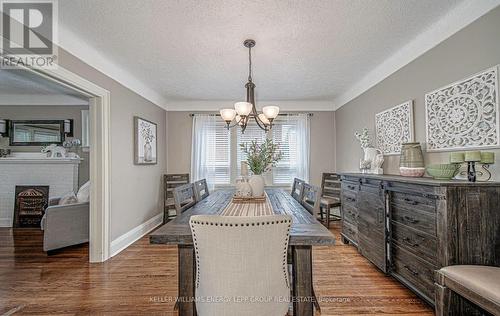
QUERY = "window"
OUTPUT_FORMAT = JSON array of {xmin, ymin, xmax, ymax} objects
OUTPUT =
[{"xmin": 191, "ymin": 114, "xmax": 310, "ymax": 187}]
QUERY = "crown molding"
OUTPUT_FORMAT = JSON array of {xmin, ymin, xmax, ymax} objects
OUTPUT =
[
  {"xmin": 165, "ymin": 100, "xmax": 335, "ymax": 111},
  {"xmin": 58, "ymin": 27, "xmax": 169, "ymax": 110},
  {"xmin": 0, "ymin": 94, "xmax": 89, "ymax": 106},
  {"xmin": 333, "ymin": 0, "xmax": 500, "ymax": 110}
]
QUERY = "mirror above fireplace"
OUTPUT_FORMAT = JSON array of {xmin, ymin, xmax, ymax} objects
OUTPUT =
[{"xmin": 8, "ymin": 120, "xmax": 69, "ymax": 146}]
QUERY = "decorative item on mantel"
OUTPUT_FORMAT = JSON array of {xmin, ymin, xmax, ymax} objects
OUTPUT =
[
  {"xmin": 41, "ymin": 144, "xmax": 67, "ymax": 158},
  {"xmin": 355, "ymin": 128, "xmax": 384, "ymax": 174},
  {"xmin": 399, "ymin": 142, "xmax": 425, "ymax": 177},
  {"xmin": 450, "ymin": 151, "xmax": 495, "ymax": 182},
  {"xmin": 240, "ymin": 139, "xmax": 282, "ymax": 197}
]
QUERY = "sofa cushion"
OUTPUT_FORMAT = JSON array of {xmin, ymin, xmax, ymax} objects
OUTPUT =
[
  {"xmin": 59, "ymin": 191, "xmax": 78, "ymax": 205},
  {"xmin": 440, "ymin": 265, "xmax": 500, "ymax": 305},
  {"xmin": 77, "ymin": 181, "xmax": 90, "ymax": 203}
]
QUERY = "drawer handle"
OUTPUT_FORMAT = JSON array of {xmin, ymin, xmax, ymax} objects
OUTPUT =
[
  {"xmin": 347, "ymin": 185, "xmax": 356, "ymax": 190},
  {"xmin": 345, "ymin": 197, "xmax": 356, "ymax": 202},
  {"xmin": 403, "ymin": 237, "xmax": 419, "ymax": 247},
  {"xmin": 404, "ymin": 198, "xmax": 419, "ymax": 205},
  {"xmin": 403, "ymin": 215, "xmax": 419, "ymax": 224},
  {"xmin": 403, "ymin": 265, "xmax": 419, "ymax": 276}
]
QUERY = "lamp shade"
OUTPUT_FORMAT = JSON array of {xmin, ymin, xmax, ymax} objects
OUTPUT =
[
  {"xmin": 234, "ymin": 102, "xmax": 253, "ymax": 116},
  {"xmin": 220, "ymin": 109, "xmax": 236, "ymax": 122},
  {"xmin": 262, "ymin": 105, "xmax": 280, "ymax": 119},
  {"xmin": 0, "ymin": 119, "xmax": 6, "ymax": 134},
  {"xmin": 450, "ymin": 152, "xmax": 465, "ymax": 164},
  {"xmin": 480, "ymin": 152, "xmax": 495, "ymax": 164},
  {"xmin": 258, "ymin": 113, "xmax": 270, "ymax": 125},
  {"xmin": 464, "ymin": 151, "xmax": 481, "ymax": 162}
]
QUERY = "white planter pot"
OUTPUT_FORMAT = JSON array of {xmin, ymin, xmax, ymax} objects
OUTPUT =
[{"xmin": 248, "ymin": 174, "xmax": 265, "ymax": 197}]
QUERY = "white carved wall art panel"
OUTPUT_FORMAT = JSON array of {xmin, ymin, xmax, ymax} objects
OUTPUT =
[
  {"xmin": 425, "ymin": 66, "xmax": 499, "ymax": 151},
  {"xmin": 375, "ymin": 100, "xmax": 414, "ymax": 155}
]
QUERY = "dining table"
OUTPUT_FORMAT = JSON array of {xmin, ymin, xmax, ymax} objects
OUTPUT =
[{"xmin": 149, "ymin": 188, "xmax": 336, "ymax": 316}]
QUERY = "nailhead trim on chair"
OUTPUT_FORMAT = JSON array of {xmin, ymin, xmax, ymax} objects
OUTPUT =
[{"xmin": 190, "ymin": 219, "xmax": 292, "ymax": 289}]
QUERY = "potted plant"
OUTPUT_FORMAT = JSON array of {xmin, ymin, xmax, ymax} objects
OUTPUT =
[{"xmin": 240, "ymin": 139, "xmax": 282, "ymax": 197}]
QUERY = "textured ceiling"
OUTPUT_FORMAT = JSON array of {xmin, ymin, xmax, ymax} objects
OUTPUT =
[{"xmin": 59, "ymin": 0, "xmax": 465, "ymax": 102}]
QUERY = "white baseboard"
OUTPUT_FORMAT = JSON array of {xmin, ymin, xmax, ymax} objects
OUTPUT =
[
  {"xmin": 0, "ymin": 218, "xmax": 12, "ymax": 227},
  {"xmin": 110, "ymin": 212, "xmax": 163, "ymax": 257}
]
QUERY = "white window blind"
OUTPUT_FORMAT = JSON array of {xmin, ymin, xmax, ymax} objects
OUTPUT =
[
  {"xmin": 192, "ymin": 113, "xmax": 309, "ymax": 187},
  {"xmin": 208, "ymin": 121, "xmax": 231, "ymax": 185}
]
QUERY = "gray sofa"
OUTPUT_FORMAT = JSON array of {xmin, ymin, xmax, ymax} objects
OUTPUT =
[{"xmin": 40, "ymin": 197, "xmax": 89, "ymax": 252}]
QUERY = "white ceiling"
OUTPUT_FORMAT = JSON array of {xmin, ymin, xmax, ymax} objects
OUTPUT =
[
  {"xmin": 57, "ymin": 0, "xmax": 497, "ymax": 110},
  {"xmin": 0, "ymin": 69, "xmax": 89, "ymax": 105}
]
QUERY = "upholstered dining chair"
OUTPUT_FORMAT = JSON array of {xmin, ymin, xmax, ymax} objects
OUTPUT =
[
  {"xmin": 194, "ymin": 179, "xmax": 209, "ymax": 202},
  {"xmin": 173, "ymin": 183, "xmax": 196, "ymax": 213},
  {"xmin": 189, "ymin": 215, "xmax": 292, "ymax": 316},
  {"xmin": 291, "ymin": 178, "xmax": 305, "ymax": 203},
  {"xmin": 301, "ymin": 183, "xmax": 321, "ymax": 217}
]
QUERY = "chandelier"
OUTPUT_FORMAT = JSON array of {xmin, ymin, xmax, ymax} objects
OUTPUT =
[{"xmin": 219, "ymin": 39, "xmax": 280, "ymax": 133}]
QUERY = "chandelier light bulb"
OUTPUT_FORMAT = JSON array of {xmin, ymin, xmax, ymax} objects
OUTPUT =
[
  {"xmin": 258, "ymin": 113, "xmax": 270, "ymax": 125},
  {"xmin": 262, "ymin": 105, "xmax": 280, "ymax": 119},
  {"xmin": 234, "ymin": 102, "xmax": 253, "ymax": 116},
  {"xmin": 220, "ymin": 109, "xmax": 237, "ymax": 122}
]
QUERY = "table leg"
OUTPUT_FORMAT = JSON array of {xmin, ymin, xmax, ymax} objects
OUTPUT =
[
  {"xmin": 325, "ymin": 205, "xmax": 330, "ymax": 229},
  {"xmin": 292, "ymin": 246, "xmax": 313, "ymax": 316},
  {"xmin": 178, "ymin": 245, "xmax": 197, "ymax": 316}
]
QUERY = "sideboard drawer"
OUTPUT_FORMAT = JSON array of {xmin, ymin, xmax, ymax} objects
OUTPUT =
[
  {"xmin": 391, "ymin": 221, "xmax": 437, "ymax": 265},
  {"xmin": 391, "ymin": 204, "xmax": 436, "ymax": 236},
  {"xmin": 392, "ymin": 245, "xmax": 436, "ymax": 303},
  {"xmin": 391, "ymin": 191, "xmax": 437, "ymax": 214},
  {"xmin": 342, "ymin": 220, "xmax": 358, "ymax": 245},
  {"xmin": 342, "ymin": 203, "xmax": 358, "ymax": 225}
]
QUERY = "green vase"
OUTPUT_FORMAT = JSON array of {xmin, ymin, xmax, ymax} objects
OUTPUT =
[{"xmin": 400, "ymin": 143, "xmax": 424, "ymax": 168}]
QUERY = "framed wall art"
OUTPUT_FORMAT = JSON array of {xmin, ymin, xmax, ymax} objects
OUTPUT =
[
  {"xmin": 375, "ymin": 100, "xmax": 414, "ymax": 155},
  {"xmin": 425, "ymin": 66, "xmax": 499, "ymax": 151},
  {"xmin": 134, "ymin": 116, "xmax": 157, "ymax": 165}
]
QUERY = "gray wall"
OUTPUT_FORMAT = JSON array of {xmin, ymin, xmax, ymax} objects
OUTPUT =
[
  {"xmin": 335, "ymin": 6, "xmax": 500, "ymax": 180},
  {"xmin": 57, "ymin": 49, "xmax": 167, "ymax": 240},
  {"xmin": 0, "ymin": 105, "xmax": 90, "ymax": 186},
  {"xmin": 166, "ymin": 110, "xmax": 335, "ymax": 187}
]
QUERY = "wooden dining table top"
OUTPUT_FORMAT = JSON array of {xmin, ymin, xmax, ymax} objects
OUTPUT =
[{"xmin": 150, "ymin": 188, "xmax": 335, "ymax": 246}]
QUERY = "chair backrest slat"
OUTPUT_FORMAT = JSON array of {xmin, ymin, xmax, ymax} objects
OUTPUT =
[
  {"xmin": 173, "ymin": 183, "xmax": 196, "ymax": 213},
  {"xmin": 291, "ymin": 178, "xmax": 305, "ymax": 202},
  {"xmin": 190, "ymin": 215, "xmax": 291, "ymax": 316},
  {"xmin": 193, "ymin": 179, "xmax": 209, "ymax": 202},
  {"xmin": 321, "ymin": 173, "xmax": 341, "ymax": 199},
  {"xmin": 301, "ymin": 183, "xmax": 320, "ymax": 216}
]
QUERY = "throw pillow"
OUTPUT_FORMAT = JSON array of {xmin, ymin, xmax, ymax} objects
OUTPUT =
[
  {"xmin": 77, "ymin": 181, "xmax": 90, "ymax": 203},
  {"xmin": 59, "ymin": 191, "xmax": 78, "ymax": 205}
]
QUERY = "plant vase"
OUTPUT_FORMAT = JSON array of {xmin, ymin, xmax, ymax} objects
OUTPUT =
[
  {"xmin": 144, "ymin": 141, "xmax": 153, "ymax": 162},
  {"xmin": 363, "ymin": 147, "xmax": 382, "ymax": 174},
  {"xmin": 248, "ymin": 174, "xmax": 265, "ymax": 197}
]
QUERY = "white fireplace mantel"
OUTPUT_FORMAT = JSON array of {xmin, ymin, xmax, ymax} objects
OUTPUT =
[{"xmin": 0, "ymin": 152, "xmax": 82, "ymax": 227}]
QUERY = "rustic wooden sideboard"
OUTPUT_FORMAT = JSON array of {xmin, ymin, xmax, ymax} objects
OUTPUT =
[{"xmin": 340, "ymin": 173, "xmax": 500, "ymax": 314}]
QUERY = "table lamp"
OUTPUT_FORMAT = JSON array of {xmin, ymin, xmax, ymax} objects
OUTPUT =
[{"xmin": 464, "ymin": 151, "xmax": 481, "ymax": 182}]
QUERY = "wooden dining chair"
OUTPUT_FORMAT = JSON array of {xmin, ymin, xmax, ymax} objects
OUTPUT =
[
  {"xmin": 189, "ymin": 214, "xmax": 292, "ymax": 316},
  {"xmin": 173, "ymin": 183, "xmax": 196, "ymax": 213},
  {"xmin": 291, "ymin": 178, "xmax": 305, "ymax": 203},
  {"xmin": 163, "ymin": 173, "xmax": 190, "ymax": 223},
  {"xmin": 301, "ymin": 183, "xmax": 321, "ymax": 216},
  {"xmin": 193, "ymin": 179, "xmax": 209, "ymax": 202},
  {"xmin": 319, "ymin": 173, "xmax": 342, "ymax": 228}
]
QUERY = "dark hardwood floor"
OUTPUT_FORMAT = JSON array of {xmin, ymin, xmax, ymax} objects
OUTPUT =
[{"xmin": 0, "ymin": 222, "xmax": 433, "ymax": 315}]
